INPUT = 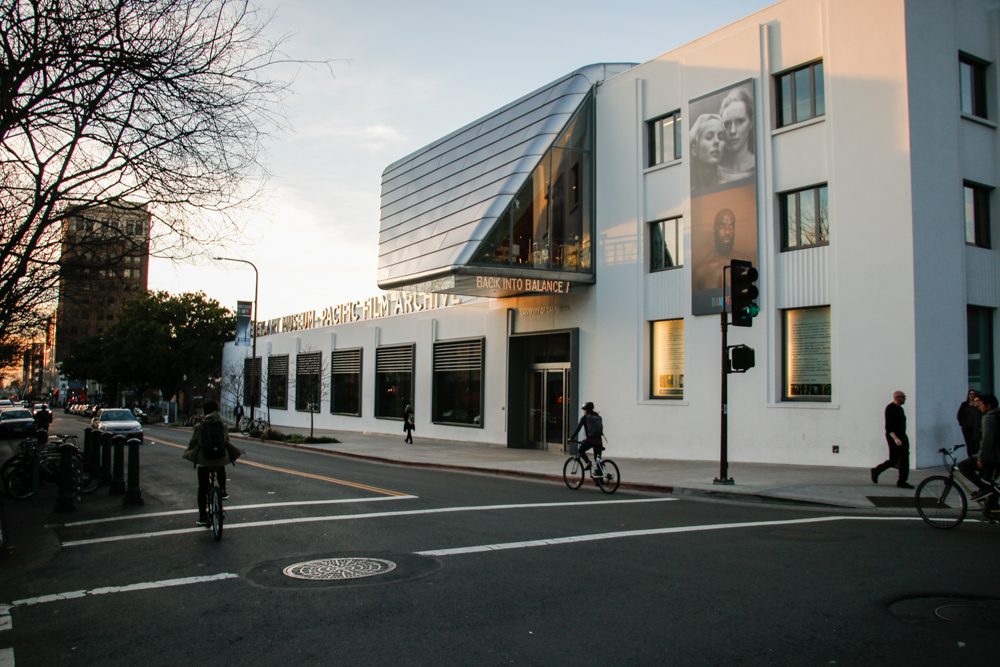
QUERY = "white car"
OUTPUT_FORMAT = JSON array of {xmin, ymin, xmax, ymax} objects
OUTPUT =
[{"xmin": 91, "ymin": 408, "xmax": 144, "ymax": 443}]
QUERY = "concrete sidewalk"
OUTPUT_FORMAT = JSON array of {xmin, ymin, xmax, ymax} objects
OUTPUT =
[{"xmin": 221, "ymin": 423, "xmax": 939, "ymax": 512}]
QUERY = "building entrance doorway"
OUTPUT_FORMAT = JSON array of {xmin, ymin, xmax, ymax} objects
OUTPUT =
[
  {"xmin": 507, "ymin": 329, "xmax": 578, "ymax": 450},
  {"xmin": 527, "ymin": 367, "xmax": 569, "ymax": 448}
]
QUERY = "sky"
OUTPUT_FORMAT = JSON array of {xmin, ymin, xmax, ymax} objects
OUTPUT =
[{"xmin": 146, "ymin": 0, "xmax": 776, "ymax": 323}]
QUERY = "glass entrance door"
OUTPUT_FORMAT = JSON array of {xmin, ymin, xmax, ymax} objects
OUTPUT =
[{"xmin": 527, "ymin": 368, "xmax": 567, "ymax": 449}]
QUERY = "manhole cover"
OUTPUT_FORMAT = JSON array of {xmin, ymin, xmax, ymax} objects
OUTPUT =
[
  {"xmin": 934, "ymin": 605, "xmax": 1000, "ymax": 629},
  {"xmin": 283, "ymin": 557, "xmax": 397, "ymax": 581}
]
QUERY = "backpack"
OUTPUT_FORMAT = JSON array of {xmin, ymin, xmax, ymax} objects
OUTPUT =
[
  {"xmin": 586, "ymin": 413, "xmax": 604, "ymax": 438},
  {"xmin": 202, "ymin": 420, "xmax": 227, "ymax": 460}
]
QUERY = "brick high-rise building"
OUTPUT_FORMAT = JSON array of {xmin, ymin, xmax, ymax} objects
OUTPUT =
[{"xmin": 54, "ymin": 203, "xmax": 151, "ymax": 366}]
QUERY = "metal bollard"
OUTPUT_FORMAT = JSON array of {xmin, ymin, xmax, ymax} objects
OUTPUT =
[
  {"xmin": 123, "ymin": 438, "xmax": 144, "ymax": 506},
  {"xmin": 109, "ymin": 435, "xmax": 126, "ymax": 495},
  {"xmin": 84, "ymin": 427, "xmax": 98, "ymax": 467},
  {"xmin": 101, "ymin": 431, "xmax": 113, "ymax": 483},
  {"xmin": 54, "ymin": 443, "xmax": 77, "ymax": 512}
]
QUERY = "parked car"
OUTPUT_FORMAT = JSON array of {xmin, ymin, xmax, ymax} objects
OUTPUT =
[
  {"xmin": 91, "ymin": 408, "xmax": 144, "ymax": 442},
  {"xmin": 0, "ymin": 408, "xmax": 38, "ymax": 439},
  {"xmin": 0, "ymin": 399, "xmax": 13, "ymax": 408}
]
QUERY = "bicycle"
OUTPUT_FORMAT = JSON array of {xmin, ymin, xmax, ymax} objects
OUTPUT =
[
  {"xmin": 239, "ymin": 416, "xmax": 268, "ymax": 435},
  {"xmin": 915, "ymin": 444, "xmax": 999, "ymax": 529},
  {"xmin": 204, "ymin": 466, "xmax": 226, "ymax": 540},
  {"xmin": 1, "ymin": 434, "xmax": 101, "ymax": 500},
  {"xmin": 563, "ymin": 440, "xmax": 620, "ymax": 494}
]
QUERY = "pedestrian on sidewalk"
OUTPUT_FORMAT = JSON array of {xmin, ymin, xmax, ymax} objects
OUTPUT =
[
  {"xmin": 403, "ymin": 404, "xmax": 414, "ymax": 444},
  {"xmin": 234, "ymin": 402, "xmax": 243, "ymax": 425},
  {"xmin": 957, "ymin": 389, "xmax": 981, "ymax": 455},
  {"xmin": 958, "ymin": 393, "xmax": 999, "ymax": 506},
  {"xmin": 871, "ymin": 390, "xmax": 912, "ymax": 488}
]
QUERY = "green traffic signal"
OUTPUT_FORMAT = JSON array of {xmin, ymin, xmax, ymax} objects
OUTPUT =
[{"xmin": 730, "ymin": 260, "xmax": 759, "ymax": 327}]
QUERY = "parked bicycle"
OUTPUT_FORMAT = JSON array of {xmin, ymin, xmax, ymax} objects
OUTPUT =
[
  {"xmin": 1, "ymin": 434, "xmax": 102, "ymax": 501},
  {"xmin": 915, "ymin": 444, "xmax": 999, "ymax": 528},
  {"xmin": 563, "ymin": 439, "xmax": 620, "ymax": 493},
  {"xmin": 238, "ymin": 416, "xmax": 268, "ymax": 435},
  {"xmin": 204, "ymin": 466, "xmax": 226, "ymax": 540}
]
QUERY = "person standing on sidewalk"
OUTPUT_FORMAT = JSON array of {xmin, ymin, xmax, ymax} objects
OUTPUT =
[
  {"xmin": 403, "ymin": 404, "xmax": 415, "ymax": 444},
  {"xmin": 871, "ymin": 390, "xmax": 912, "ymax": 488},
  {"xmin": 957, "ymin": 390, "xmax": 981, "ymax": 455},
  {"xmin": 958, "ymin": 394, "xmax": 999, "ymax": 503}
]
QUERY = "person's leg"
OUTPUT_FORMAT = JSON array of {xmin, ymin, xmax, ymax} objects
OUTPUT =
[
  {"xmin": 577, "ymin": 441, "xmax": 593, "ymax": 467},
  {"xmin": 196, "ymin": 467, "xmax": 209, "ymax": 521},
  {"xmin": 896, "ymin": 440, "xmax": 911, "ymax": 486},
  {"xmin": 218, "ymin": 467, "xmax": 227, "ymax": 493},
  {"xmin": 872, "ymin": 438, "xmax": 895, "ymax": 481},
  {"xmin": 958, "ymin": 456, "xmax": 988, "ymax": 492}
]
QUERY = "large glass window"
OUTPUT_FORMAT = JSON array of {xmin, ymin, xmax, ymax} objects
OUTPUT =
[
  {"xmin": 960, "ymin": 53, "xmax": 989, "ymax": 119},
  {"xmin": 433, "ymin": 339, "xmax": 484, "ymax": 427},
  {"xmin": 651, "ymin": 320, "xmax": 684, "ymax": 399},
  {"xmin": 267, "ymin": 355, "xmax": 288, "ymax": 410},
  {"xmin": 968, "ymin": 306, "xmax": 995, "ymax": 394},
  {"xmin": 473, "ymin": 95, "xmax": 594, "ymax": 273},
  {"xmin": 650, "ymin": 217, "xmax": 683, "ymax": 271},
  {"xmin": 964, "ymin": 182, "xmax": 991, "ymax": 248},
  {"xmin": 295, "ymin": 352, "xmax": 322, "ymax": 412},
  {"xmin": 776, "ymin": 61, "xmax": 825, "ymax": 128},
  {"xmin": 331, "ymin": 348, "xmax": 362, "ymax": 416},
  {"xmin": 780, "ymin": 184, "xmax": 829, "ymax": 250},
  {"xmin": 375, "ymin": 344, "xmax": 414, "ymax": 419},
  {"xmin": 647, "ymin": 110, "xmax": 682, "ymax": 167},
  {"xmin": 783, "ymin": 307, "xmax": 832, "ymax": 402},
  {"xmin": 242, "ymin": 357, "xmax": 261, "ymax": 408}
]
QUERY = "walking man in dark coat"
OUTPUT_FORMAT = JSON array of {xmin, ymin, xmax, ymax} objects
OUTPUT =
[{"xmin": 871, "ymin": 390, "xmax": 913, "ymax": 488}]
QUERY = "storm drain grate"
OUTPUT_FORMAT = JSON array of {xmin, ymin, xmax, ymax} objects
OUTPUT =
[{"xmin": 283, "ymin": 557, "xmax": 397, "ymax": 581}]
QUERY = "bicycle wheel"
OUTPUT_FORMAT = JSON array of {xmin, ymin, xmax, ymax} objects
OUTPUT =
[
  {"xmin": 915, "ymin": 475, "xmax": 967, "ymax": 529},
  {"xmin": 4, "ymin": 461, "xmax": 35, "ymax": 500},
  {"xmin": 209, "ymin": 486, "xmax": 224, "ymax": 540},
  {"xmin": 596, "ymin": 460, "xmax": 621, "ymax": 494},
  {"xmin": 563, "ymin": 457, "xmax": 585, "ymax": 489},
  {"xmin": 75, "ymin": 457, "xmax": 103, "ymax": 494},
  {"xmin": 1, "ymin": 455, "xmax": 26, "ymax": 497},
  {"xmin": 238, "ymin": 417, "xmax": 251, "ymax": 434}
]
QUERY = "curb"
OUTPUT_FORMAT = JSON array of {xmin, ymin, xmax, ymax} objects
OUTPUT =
[{"xmin": 238, "ymin": 435, "xmax": 847, "ymax": 509}]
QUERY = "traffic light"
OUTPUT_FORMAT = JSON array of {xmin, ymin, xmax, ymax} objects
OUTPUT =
[{"xmin": 730, "ymin": 259, "xmax": 759, "ymax": 327}]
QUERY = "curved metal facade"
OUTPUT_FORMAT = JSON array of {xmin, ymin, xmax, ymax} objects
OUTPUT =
[{"xmin": 378, "ymin": 63, "xmax": 635, "ymax": 291}]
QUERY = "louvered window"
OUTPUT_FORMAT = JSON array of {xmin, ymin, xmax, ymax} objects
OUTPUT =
[
  {"xmin": 267, "ymin": 355, "xmax": 288, "ymax": 410},
  {"xmin": 331, "ymin": 348, "xmax": 362, "ymax": 416},
  {"xmin": 375, "ymin": 344, "xmax": 414, "ymax": 419},
  {"xmin": 295, "ymin": 352, "xmax": 322, "ymax": 411},
  {"xmin": 243, "ymin": 357, "xmax": 261, "ymax": 408},
  {"xmin": 433, "ymin": 339, "xmax": 483, "ymax": 427}
]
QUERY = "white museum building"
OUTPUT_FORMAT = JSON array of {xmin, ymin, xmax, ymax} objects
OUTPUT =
[{"xmin": 222, "ymin": 0, "xmax": 1000, "ymax": 470}]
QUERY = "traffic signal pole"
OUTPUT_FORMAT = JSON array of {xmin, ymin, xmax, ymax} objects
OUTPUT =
[{"xmin": 716, "ymin": 264, "xmax": 735, "ymax": 485}]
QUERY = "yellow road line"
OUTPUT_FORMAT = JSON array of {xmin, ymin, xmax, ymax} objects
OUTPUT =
[{"xmin": 156, "ymin": 441, "xmax": 407, "ymax": 497}]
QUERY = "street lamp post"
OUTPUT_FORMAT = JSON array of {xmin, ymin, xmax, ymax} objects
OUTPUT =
[{"xmin": 214, "ymin": 257, "xmax": 259, "ymax": 422}]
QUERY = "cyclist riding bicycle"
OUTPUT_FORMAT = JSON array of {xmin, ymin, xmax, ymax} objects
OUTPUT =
[
  {"xmin": 183, "ymin": 399, "xmax": 244, "ymax": 526},
  {"xmin": 569, "ymin": 401, "xmax": 605, "ymax": 472}
]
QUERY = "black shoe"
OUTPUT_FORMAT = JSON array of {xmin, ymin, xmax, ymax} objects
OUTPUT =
[
  {"xmin": 870, "ymin": 468, "xmax": 879, "ymax": 484},
  {"xmin": 219, "ymin": 490, "xmax": 229, "ymax": 501},
  {"xmin": 582, "ymin": 462, "xmax": 591, "ymax": 470},
  {"xmin": 897, "ymin": 482, "xmax": 914, "ymax": 489},
  {"xmin": 970, "ymin": 488, "xmax": 996, "ymax": 501},
  {"xmin": 196, "ymin": 517, "xmax": 208, "ymax": 526}
]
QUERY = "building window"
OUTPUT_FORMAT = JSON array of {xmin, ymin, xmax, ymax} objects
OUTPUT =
[
  {"xmin": 647, "ymin": 110, "xmax": 682, "ymax": 167},
  {"xmin": 243, "ymin": 356, "xmax": 261, "ymax": 408},
  {"xmin": 267, "ymin": 355, "xmax": 288, "ymax": 410},
  {"xmin": 375, "ymin": 344, "xmax": 414, "ymax": 420},
  {"xmin": 331, "ymin": 348, "xmax": 362, "ymax": 416},
  {"xmin": 783, "ymin": 307, "xmax": 832, "ymax": 402},
  {"xmin": 964, "ymin": 182, "xmax": 991, "ymax": 248},
  {"xmin": 433, "ymin": 338, "xmax": 484, "ymax": 427},
  {"xmin": 960, "ymin": 53, "xmax": 989, "ymax": 119},
  {"xmin": 651, "ymin": 320, "xmax": 684, "ymax": 399},
  {"xmin": 780, "ymin": 184, "xmax": 829, "ymax": 250},
  {"xmin": 295, "ymin": 352, "xmax": 322, "ymax": 412},
  {"xmin": 968, "ymin": 306, "xmax": 995, "ymax": 394},
  {"xmin": 650, "ymin": 217, "xmax": 683, "ymax": 271},
  {"xmin": 776, "ymin": 61, "xmax": 825, "ymax": 128}
]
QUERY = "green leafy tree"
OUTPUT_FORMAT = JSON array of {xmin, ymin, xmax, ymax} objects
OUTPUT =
[{"xmin": 62, "ymin": 290, "xmax": 234, "ymax": 406}]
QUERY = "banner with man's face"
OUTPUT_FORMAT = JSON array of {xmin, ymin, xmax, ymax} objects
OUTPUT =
[{"xmin": 689, "ymin": 79, "xmax": 758, "ymax": 315}]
